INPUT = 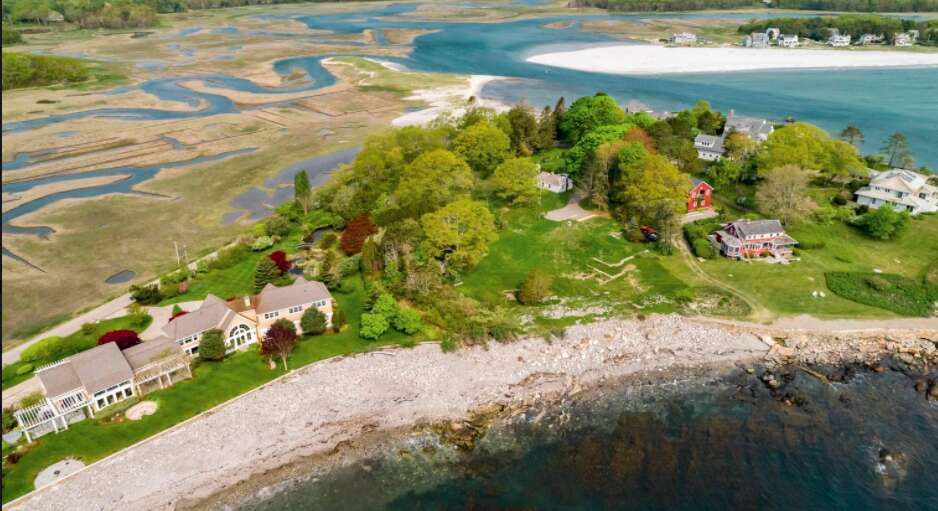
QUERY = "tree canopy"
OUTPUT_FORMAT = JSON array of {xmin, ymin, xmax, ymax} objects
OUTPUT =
[
  {"xmin": 421, "ymin": 198, "xmax": 498, "ymax": 271},
  {"xmin": 396, "ymin": 149, "xmax": 474, "ymax": 215},
  {"xmin": 489, "ymin": 157, "xmax": 540, "ymax": 205},
  {"xmin": 560, "ymin": 93, "xmax": 625, "ymax": 143},
  {"xmin": 452, "ymin": 119, "xmax": 512, "ymax": 177}
]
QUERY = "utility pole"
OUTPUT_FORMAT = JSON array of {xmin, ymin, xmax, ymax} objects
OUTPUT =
[{"xmin": 174, "ymin": 241, "xmax": 180, "ymax": 265}]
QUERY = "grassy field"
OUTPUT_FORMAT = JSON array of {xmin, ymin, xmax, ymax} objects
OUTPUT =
[
  {"xmin": 1, "ymin": 275, "xmax": 416, "ymax": 503},
  {"xmin": 1, "ymin": 314, "xmax": 153, "ymax": 391},
  {"xmin": 662, "ymin": 215, "xmax": 938, "ymax": 319},
  {"xmin": 459, "ymin": 192, "xmax": 691, "ymax": 326}
]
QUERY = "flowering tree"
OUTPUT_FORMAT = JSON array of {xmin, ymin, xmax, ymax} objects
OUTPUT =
[
  {"xmin": 97, "ymin": 330, "xmax": 141, "ymax": 350},
  {"xmin": 268, "ymin": 250, "xmax": 292, "ymax": 274},
  {"xmin": 261, "ymin": 319, "xmax": 297, "ymax": 370}
]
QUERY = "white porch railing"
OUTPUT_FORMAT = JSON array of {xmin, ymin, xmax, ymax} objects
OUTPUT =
[
  {"xmin": 14, "ymin": 389, "xmax": 91, "ymax": 442},
  {"xmin": 33, "ymin": 358, "xmax": 70, "ymax": 373}
]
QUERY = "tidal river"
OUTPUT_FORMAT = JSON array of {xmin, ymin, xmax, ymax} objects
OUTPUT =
[{"xmin": 234, "ymin": 365, "xmax": 938, "ymax": 510}]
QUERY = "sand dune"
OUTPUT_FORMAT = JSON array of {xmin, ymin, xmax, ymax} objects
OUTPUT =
[{"xmin": 527, "ymin": 45, "xmax": 938, "ymax": 75}]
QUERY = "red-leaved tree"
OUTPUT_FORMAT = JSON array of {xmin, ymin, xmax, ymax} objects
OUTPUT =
[
  {"xmin": 268, "ymin": 250, "xmax": 292, "ymax": 274},
  {"xmin": 340, "ymin": 213, "xmax": 377, "ymax": 255},
  {"xmin": 98, "ymin": 330, "xmax": 141, "ymax": 350},
  {"xmin": 261, "ymin": 319, "xmax": 298, "ymax": 371}
]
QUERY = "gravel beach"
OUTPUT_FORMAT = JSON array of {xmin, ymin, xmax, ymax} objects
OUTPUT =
[{"xmin": 8, "ymin": 315, "xmax": 936, "ymax": 510}]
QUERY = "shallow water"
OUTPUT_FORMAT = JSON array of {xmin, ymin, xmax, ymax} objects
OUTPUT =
[{"xmin": 236, "ymin": 367, "xmax": 938, "ymax": 510}]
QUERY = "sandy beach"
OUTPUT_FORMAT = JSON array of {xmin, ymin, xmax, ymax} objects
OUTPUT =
[
  {"xmin": 7, "ymin": 315, "xmax": 936, "ymax": 510},
  {"xmin": 393, "ymin": 75, "xmax": 508, "ymax": 126},
  {"xmin": 526, "ymin": 45, "xmax": 938, "ymax": 75}
]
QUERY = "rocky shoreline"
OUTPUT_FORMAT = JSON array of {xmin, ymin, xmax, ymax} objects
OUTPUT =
[{"xmin": 7, "ymin": 315, "xmax": 936, "ymax": 511}]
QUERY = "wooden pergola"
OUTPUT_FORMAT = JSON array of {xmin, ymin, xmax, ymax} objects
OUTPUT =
[{"xmin": 14, "ymin": 389, "xmax": 93, "ymax": 443}]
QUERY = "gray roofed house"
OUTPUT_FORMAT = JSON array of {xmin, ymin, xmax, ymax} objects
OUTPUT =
[
  {"xmin": 711, "ymin": 218, "xmax": 797, "ymax": 259},
  {"xmin": 724, "ymin": 110, "xmax": 774, "ymax": 141},
  {"xmin": 163, "ymin": 294, "xmax": 237, "ymax": 341},
  {"xmin": 37, "ymin": 362, "xmax": 83, "ymax": 399},
  {"xmin": 732, "ymin": 219, "xmax": 785, "ymax": 238},
  {"xmin": 255, "ymin": 277, "xmax": 331, "ymax": 315},
  {"xmin": 693, "ymin": 134, "xmax": 724, "ymax": 161},
  {"xmin": 855, "ymin": 168, "xmax": 937, "ymax": 215},
  {"xmin": 123, "ymin": 335, "xmax": 184, "ymax": 371},
  {"xmin": 70, "ymin": 342, "xmax": 135, "ymax": 396}
]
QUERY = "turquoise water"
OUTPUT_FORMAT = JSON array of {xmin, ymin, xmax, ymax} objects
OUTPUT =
[{"xmin": 235, "ymin": 366, "xmax": 938, "ymax": 510}]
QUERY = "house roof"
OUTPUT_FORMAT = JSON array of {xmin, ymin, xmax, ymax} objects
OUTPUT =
[
  {"xmin": 690, "ymin": 177, "xmax": 711, "ymax": 190},
  {"xmin": 254, "ymin": 277, "xmax": 332, "ymax": 315},
  {"xmin": 725, "ymin": 112, "xmax": 773, "ymax": 140},
  {"xmin": 70, "ymin": 343, "xmax": 134, "ymax": 396},
  {"xmin": 537, "ymin": 172, "xmax": 567, "ymax": 188},
  {"xmin": 855, "ymin": 187, "xmax": 936, "ymax": 211},
  {"xmin": 123, "ymin": 336, "xmax": 184, "ymax": 372},
  {"xmin": 869, "ymin": 168, "xmax": 931, "ymax": 194},
  {"xmin": 729, "ymin": 219, "xmax": 786, "ymax": 238},
  {"xmin": 38, "ymin": 363, "xmax": 83, "ymax": 399},
  {"xmin": 163, "ymin": 294, "xmax": 235, "ymax": 340},
  {"xmin": 693, "ymin": 134, "xmax": 724, "ymax": 153}
]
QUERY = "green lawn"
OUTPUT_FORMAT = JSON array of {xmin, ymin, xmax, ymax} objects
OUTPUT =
[
  {"xmin": 459, "ymin": 193, "xmax": 690, "ymax": 323},
  {"xmin": 662, "ymin": 215, "xmax": 938, "ymax": 318},
  {"xmin": 1, "ymin": 276, "xmax": 411, "ymax": 503},
  {"xmin": 2, "ymin": 315, "xmax": 153, "ymax": 391}
]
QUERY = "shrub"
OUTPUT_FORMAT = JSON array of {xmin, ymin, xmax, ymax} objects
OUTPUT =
[
  {"xmin": 692, "ymin": 238, "xmax": 714, "ymax": 259},
  {"xmin": 338, "ymin": 255, "xmax": 362, "ymax": 277},
  {"xmin": 673, "ymin": 287, "xmax": 696, "ymax": 304},
  {"xmin": 340, "ymin": 213, "xmax": 377, "ymax": 255},
  {"xmin": 300, "ymin": 307, "xmax": 327, "ymax": 336},
  {"xmin": 825, "ymin": 272, "xmax": 938, "ymax": 317},
  {"xmin": 252, "ymin": 236, "xmax": 274, "ymax": 251},
  {"xmin": 332, "ymin": 308, "xmax": 346, "ymax": 333},
  {"xmin": 199, "ymin": 329, "xmax": 227, "ymax": 361},
  {"xmin": 319, "ymin": 232, "xmax": 338, "ymax": 249},
  {"xmin": 130, "ymin": 284, "xmax": 161, "ymax": 305},
  {"xmin": 98, "ymin": 330, "xmax": 141, "ymax": 350},
  {"xmin": 360, "ymin": 313, "xmax": 389, "ymax": 340},
  {"xmin": 2, "ymin": 24, "xmax": 23, "ymax": 46},
  {"xmin": 20, "ymin": 336, "xmax": 64, "ymax": 363},
  {"xmin": 210, "ymin": 242, "xmax": 251, "ymax": 270},
  {"xmin": 2, "ymin": 52, "xmax": 90, "ymax": 91},
  {"xmin": 21, "ymin": 391, "xmax": 44, "ymax": 408},
  {"xmin": 392, "ymin": 308, "xmax": 423, "ymax": 334},
  {"xmin": 372, "ymin": 293, "xmax": 400, "ymax": 317},
  {"xmin": 264, "ymin": 214, "xmax": 291, "ymax": 237},
  {"xmin": 851, "ymin": 205, "xmax": 910, "ymax": 240},
  {"xmin": 518, "ymin": 269, "xmax": 552, "ymax": 305},
  {"xmin": 269, "ymin": 250, "xmax": 292, "ymax": 274},
  {"xmin": 15, "ymin": 364, "xmax": 33, "ymax": 376},
  {"xmin": 854, "ymin": 204, "xmax": 869, "ymax": 215}
]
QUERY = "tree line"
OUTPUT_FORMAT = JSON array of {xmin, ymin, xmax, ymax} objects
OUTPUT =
[
  {"xmin": 739, "ymin": 14, "xmax": 938, "ymax": 45},
  {"xmin": 572, "ymin": 0, "xmax": 938, "ymax": 11},
  {"xmin": 2, "ymin": 51, "xmax": 89, "ymax": 89}
]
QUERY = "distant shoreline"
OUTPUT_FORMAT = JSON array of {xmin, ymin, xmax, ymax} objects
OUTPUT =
[{"xmin": 526, "ymin": 44, "xmax": 938, "ymax": 75}]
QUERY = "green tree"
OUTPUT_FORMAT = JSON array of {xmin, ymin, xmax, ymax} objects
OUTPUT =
[
  {"xmin": 360, "ymin": 236, "xmax": 382, "ymax": 277},
  {"xmin": 612, "ymin": 149, "xmax": 689, "ymax": 250},
  {"xmin": 392, "ymin": 308, "xmax": 423, "ymax": 334},
  {"xmin": 755, "ymin": 165, "xmax": 814, "ymax": 225},
  {"xmin": 560, "ymin": 93, "xmax": 625, "ymax": 143},
  {"xmin": 536, "ymin": 105, "xmax": 556, "ymax": 150},
  {"xmin": 198, "ymin": 329, "xmax": 226, "ymax": 361},
  {"xmin": 359, "ymin": 312, "xmax": 389, "ymax": 340},
  {"xmin": 706, "ymin": 159, "xmax": 742, "ymax": 189},
  {"xmin": 551, "ymin": 96, "xmax": 566, "ymax": 140},
  {"xmin": 506, "ymin": 103, "xmax": 539, "ymax": 155},
  {"xmin": 518, "ymin": 269, "xmax": 553, "ymax": 305},
  {"xmin": 421, "ymin": 198, "xmax": 498, "ymax": 272},
  {"xmin": 489, "ymin": 157, "xmax": 539, "ymax": 205},
  {"xmin": 294, "ymin": 170, "xmax": 311, "ymax": 215},
  {"xmin": 300, "ymin": 307, "xmax": 327, "ymax": 336},
  {"xmin": 372, "ymin": 293, "xmax": 400, "ymax": 317},
  {"xmin": 332, "ymin": 308, "xmax": 346, "ymax": 333},
  {"xmin": 254, "ymin": 257, "xmax": 280, "ymax": 293},
  {"xmin": 852, "ymin": 204, "xmax": 910, "ymax": 240},
  {"xmin": 881, "ymin": 131, "xmax": 914, "ymax": 168},
  {"xmin": 453, "ymin": 119, "xmax": 512, "ymax": 177},
  {"xmin": 395, "ymin": 149, "xmax": 474, "ymax": 216},
  {"xmin": 840, "ymin": 126, "xmax": 865, "ymax": 147},
  {"xmin": 581, "ymin": 140, "xmax": 627, "ymax": 211},
  {"xmin": 757, "ymin": 123, "xmax": 863, "ymax": 179},
  {"xmin": 723, "ymin": 131, "xmax": 758, "ymax": 162}
]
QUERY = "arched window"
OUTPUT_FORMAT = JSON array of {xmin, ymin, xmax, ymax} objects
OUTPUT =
[{"xmin": 228, "ymin": 324, "xmax": 254, "ymax": 348}]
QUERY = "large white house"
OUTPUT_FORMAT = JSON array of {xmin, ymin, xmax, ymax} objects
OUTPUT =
[
  {"xmin": 828, "ymin": 34, "xmax": 851, "ymax": 46},
  {"xmin": 855, "ymin": 168, "xmax": 938, "ymax": 215},
  {"xmin": 724, "ymin": 110, "xmax": 774, "ymax": 142},
  {"xmin": 694, "ymin": 134, "xmax": 724, "ymax": 161}
]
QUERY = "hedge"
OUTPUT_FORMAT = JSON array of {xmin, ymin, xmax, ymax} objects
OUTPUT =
[{"xmin": 825, "ymin": 272, "xmax": 938, "ymax": 317}]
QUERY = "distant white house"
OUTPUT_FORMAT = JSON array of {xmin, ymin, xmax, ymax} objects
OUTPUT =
[
  {"xmin": 777, "ymin": 34, "xmax": 799, "ymax": 48},
  {"xmin": 537, "ymin": 172, "xmax": 573, "ymax": 193},
  {"xmin": 670, "ymin": 32, "xmax": 697, "ymax": 45},
  {"xmin": 855, "ymin": 168, "xmax": 938, "ymax": 215},
  {"xmin": 828, "ymin": 34, "xmax": 852, "ymax": 47},
  {"xmin": 694, "ymin": 134, "xmax": 724, "ymax": 161},
  {"xmin": 894, "ymin": 33, "xmax": 915, "ymax": 46},
  {"xmin": 743, "ymin": 32, "xmax": 770, "ymax": 48},
  {"xmin": 858, "ymin": 33, "xmax": 884, "ymax": 45}
]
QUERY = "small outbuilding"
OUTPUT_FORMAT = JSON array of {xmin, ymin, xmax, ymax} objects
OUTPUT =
[
  {"xmin": 688, "ymin": 178, "xmax": 714, "ymax": 211},
  {"xmin": 537, "ymin": 172, "xmax": 573, "ymax": 193}
]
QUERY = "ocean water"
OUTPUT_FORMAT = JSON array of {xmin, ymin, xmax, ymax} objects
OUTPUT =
[{"xmin": 235, "ymin": 366, "xmax": 938, "ymax": 510}]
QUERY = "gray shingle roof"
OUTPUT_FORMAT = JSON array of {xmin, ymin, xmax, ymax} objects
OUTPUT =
[
  {"xmin": 123, "ymin": 336, "xmax": 183, "ymax": 371},
  {"xmin": 255, "ymin": 277, "xmax": 332, "ymax": 315},
  {"xmin": 38, "ymin": 363, "xmax": 83, "ymax": 398},
  {"xmin": 731, "ymin": 219, "xmax": 785, "ymax": 238},
  {"xmin": 70, "ymin": 343, "xmax": 134, "ymax": 395},
  {"xmin": 694, "ymin": 134, "xmax": 724, "ymax": 153},
  {"xmin": 162, "ymin": 294, "xmax": 234, "ymax": 340}
]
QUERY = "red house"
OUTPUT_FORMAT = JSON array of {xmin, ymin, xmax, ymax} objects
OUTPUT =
[
  {"xmin": 688, "ymin": 178, "xmax": 713, "ymax": 211},
  {"xmin": 712, "ymin": 219, "xmax": 798, "ymax": 259}
]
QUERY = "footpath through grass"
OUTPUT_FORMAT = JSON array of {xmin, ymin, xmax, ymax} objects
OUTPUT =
[{"xmin": 1, "ymin": 276, "xmax": 404, "ymax": 503}]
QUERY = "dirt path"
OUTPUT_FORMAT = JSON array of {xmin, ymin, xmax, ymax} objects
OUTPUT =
[{"xmin": 674, "ymin": 234, "xmax": 773, "ymax": 322}]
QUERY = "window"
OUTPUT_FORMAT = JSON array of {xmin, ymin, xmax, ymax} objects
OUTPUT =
[
  {"xmin": 228, "ymin": 324, "xmax": 254, "ymax": 349},
  {"xmin": 288, "ymin": 305, "xmax": 303, "ymax": 314},
  {"xmin": 263, "ymin": 311, "xmax": 279, "ymax": 320}
]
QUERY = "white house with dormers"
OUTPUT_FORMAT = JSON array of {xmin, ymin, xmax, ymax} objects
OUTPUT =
[
  {"xmin": 777, "ymin": 34, "xmax": 799, "ymax": 48},
  {"xmin": 855, "ymin": 168, "xmax": 938, "ymax": 215}
]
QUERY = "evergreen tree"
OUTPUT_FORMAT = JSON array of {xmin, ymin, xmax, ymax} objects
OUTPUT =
[
  {"xmin": 360, "ymin": 236, "xmax": 382, "ymax": 277},
  {"xmin": 254, "ymin": 257, "xmax": 280, "ymax": 293},
  {"xmin": 294, "ymin": 170, "xmax": 311, "ymax": 215},
  {"xmin": 300, "ymin": 307, "xmax": 327, "ymax": 336},
  {"xmin": 199, "ymin": 329, "xmax": 226, "ymax": 361},
  {"xmin": 881, "ymin": 131, "xmax": 914, "ymax": 168},
  {"xmin": 551, "ymin": 96, "xmax": 566, "ymax": 141},
  {"xmin": 536, "ymin": 105, "xmax": 556, "ymax": 150},
  {"xmin": 840, "ymin": 126, "xmax": 864, "ymax": 148}
]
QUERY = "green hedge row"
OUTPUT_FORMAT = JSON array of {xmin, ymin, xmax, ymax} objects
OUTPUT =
[{"xmin": 825, "ymin": 272, "xmax": 938, "ymax": 317}]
